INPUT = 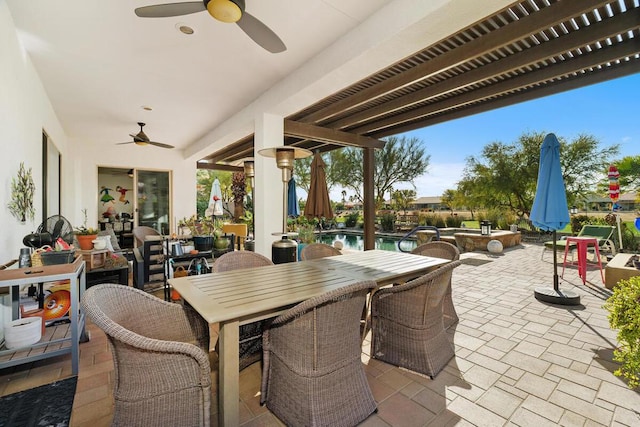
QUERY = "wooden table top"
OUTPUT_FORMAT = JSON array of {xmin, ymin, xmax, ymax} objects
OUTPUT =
[{"xmin": 169, "ymin": 249, "xmax": 449, "ymax": 324}]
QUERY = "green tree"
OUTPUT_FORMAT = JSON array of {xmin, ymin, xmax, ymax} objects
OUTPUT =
[
  {"xmin": 392, "ymin": 189, "xmax": 416, "ymax": 214},
  {"xmin": 293, "ymin": 150, "xmax": 344, "ymax": 194},
  {"xmin": 612, "ymin": 155, "xmax": 640, "ymax": 193},
  {"xmin": 331, "ymin": 136, "xmax": 429, "ymax": 208},
  {"xmin": 459, "ymin": 132, "xmax": 618, "ymax": 217},
  {"xmin": 440, "ymin": 189, "xmax": 456, "ymax": 214}
]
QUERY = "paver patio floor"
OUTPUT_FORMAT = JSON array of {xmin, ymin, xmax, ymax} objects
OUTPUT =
[{"xmin": 1, "ymin": 242, "xmax": 639, "ymax": 426}]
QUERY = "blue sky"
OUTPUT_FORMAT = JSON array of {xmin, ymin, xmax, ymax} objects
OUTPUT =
[{"xmin": 392, "ymin": 72, "xmax": 640, "ymax": 198}]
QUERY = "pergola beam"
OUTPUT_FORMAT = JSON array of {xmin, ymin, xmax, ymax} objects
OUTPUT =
[
  {"xmin": 328, "ymin": 9, "xmax": 640, "ymax": 131},
  {"xmin": 300, "ymin": 0, "xmax": 614, "ymax": 124},
  {"xmin": 284, "ymin": 120, "xmax": 385, "ymax": 149},
  {"xmin": 197, "ymin": 162, "xmax": 243, "ymax": 172},
  {"xmin": 352, "ymin": 38, "xmax": 640, "ymax": 135},
  {"xmin": 372, "ymin": 59, "xmax": 640, "ymax": 137}
]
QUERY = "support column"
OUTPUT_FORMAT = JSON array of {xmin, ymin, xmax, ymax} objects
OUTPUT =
[
  {"xmin": 254, "ymin": 113, "xmax": 284, "ymax": 257},
  {"xmin": 363, "ymin": 147, "xmax": 375, "ymax": 250}
]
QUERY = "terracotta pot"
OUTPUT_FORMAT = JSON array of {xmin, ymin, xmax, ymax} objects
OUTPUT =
[{"xmin": 76, "ymin": 234, "xmax": 97, "ymax": 250}]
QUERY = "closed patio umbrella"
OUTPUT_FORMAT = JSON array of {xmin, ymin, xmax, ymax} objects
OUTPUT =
[
  {"xmin": 205, "ymin": 177, "xmax": 224, "ymax": 218},
  {"xmin": 531, "ymin": 133, "xmax": 579, "ymax": 305},
  {"xmin": 288, "ymin": 177, "xmax": 300, "ymax": 217},
  {"xmin": 304, "ymin": 152, "xmax": 333, "ymax": 220}
]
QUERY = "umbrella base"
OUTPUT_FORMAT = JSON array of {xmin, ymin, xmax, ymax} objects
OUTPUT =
[{"xmin": 534, "ymin": 286, "xmax": 580, "ymax": 306}]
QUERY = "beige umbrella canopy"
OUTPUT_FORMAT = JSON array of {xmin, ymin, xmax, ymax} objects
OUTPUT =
[{"xmin": 304, "ymin": 152, "xmax": 333, "ymax": 220}]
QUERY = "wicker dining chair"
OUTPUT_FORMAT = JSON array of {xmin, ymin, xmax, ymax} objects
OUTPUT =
[
  {"xmin": 299, "ymin": 242, "xmax": 342, "ymax": 260},
  {"xmin": 132, "ymin": 225, "xmax": 160, "ymax": 248},
  {"xmin": 261, "ymin": 280, "xmax": 378, "ymax": 427},
  {"xmin": 411, "ymin": 241, "xmax": 460, "ymax": 329},
  {"xmin": 212, "ymin": 251, "xmax": 273, "ymax": 370},
  {"xmin": 81, "ymin": 284, "xmax": 213, "ymax": 427},
  {"xmin": 371, "ymin": 260, "xmax": 461, "ymax": 379}
]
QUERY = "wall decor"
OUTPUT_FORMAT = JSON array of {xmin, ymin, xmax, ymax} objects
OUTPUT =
[{"xmin": 8, "ymin": 162, "xmax": 36, "ymax": 224}]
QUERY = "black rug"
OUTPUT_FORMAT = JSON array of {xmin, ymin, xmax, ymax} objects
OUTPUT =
[{"xmin": 0, "ymin": 376, "xmax": 77, "ymax": 427}]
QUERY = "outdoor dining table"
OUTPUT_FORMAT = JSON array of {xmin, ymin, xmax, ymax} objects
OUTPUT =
[{"xmin": 169, "ymin": 249, "xmax": 450, "ymax": 427}]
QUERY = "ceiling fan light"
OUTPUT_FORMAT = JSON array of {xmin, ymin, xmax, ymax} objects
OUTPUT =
[
  {"xmin": 135, "ymin": 141, "xmax": 149, "ymax": 146},
  {"xmin": 207, "ymin": 0, "xmax": 241, "ymax": 23}
]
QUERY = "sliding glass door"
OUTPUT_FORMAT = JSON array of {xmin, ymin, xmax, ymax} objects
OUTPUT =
[{"xmin": 136, "ymin": 170, "xmax": 171, "ymax": 235}]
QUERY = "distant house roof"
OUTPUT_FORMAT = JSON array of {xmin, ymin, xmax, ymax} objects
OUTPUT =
[{"xmin": 413, "ymin": 196, "xmax": 442, "ymax": 205}]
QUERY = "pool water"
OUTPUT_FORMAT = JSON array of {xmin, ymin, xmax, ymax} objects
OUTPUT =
[{"xmin": 315, "ymin": 232, "xmax": 416, "ymax": 252}]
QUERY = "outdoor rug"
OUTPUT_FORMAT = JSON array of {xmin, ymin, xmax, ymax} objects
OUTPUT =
[
  {"xmin": 0, "ymin": 376, "xmax": 77, "ymax": 427},
  {"xmin": 460, "ymin": 258, "xmax": 493, "ymax": 267}
]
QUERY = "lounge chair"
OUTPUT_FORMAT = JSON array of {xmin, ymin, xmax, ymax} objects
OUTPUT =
[{"xmin": 542, "ymin": 224, "xmax": 616, "ymax": 260}]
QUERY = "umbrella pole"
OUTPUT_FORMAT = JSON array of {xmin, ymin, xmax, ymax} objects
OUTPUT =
[
  {"xmin": 552, "ymin": 230, "xmax": 559, "ymax": 291},
  {"xmin": 534, "ymin": 229, "xmax": 580, "ymax": 306}
]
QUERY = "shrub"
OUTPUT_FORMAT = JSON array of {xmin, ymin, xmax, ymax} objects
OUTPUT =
[
  {"xmin": 344, "ymin": 212, "xmax": 359, "ymax": 228},
  {"xmin": 380, "ymin": 213, "xmax": 395, "ymax": 232},
  {"xmin": 445, "ymin": 215, "xmax": 463, "ymax": 227},
  {"xmin": 604, "ymin": 275, "xmax": 640, "ymax": 389}
]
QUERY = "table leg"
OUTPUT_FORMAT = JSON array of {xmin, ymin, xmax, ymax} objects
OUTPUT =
[
  {"xmin": 593, "ymin": 245, "xmax": 605, "ymax": 283},
  {"xmin": 218, "ymin": 320, "xmax": 240, "ymax": 427},
  {"xmin": 561, "ymin": 241, "xmax": 570, "ymax": 279},
  {"xmin": 577, "ymin": 242, "xmax": 587, "ymax": 284}
]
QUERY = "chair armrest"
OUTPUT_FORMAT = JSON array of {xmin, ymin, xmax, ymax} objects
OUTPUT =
[{"xmin": 111, "ymin": 335, "xmax": 211, "ymax": 401}]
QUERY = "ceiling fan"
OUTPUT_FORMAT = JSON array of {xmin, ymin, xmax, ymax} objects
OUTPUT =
[
  {"xmin": 116, "ymin": 122, "xmax": 175, "ymax": 149},
  {"xmin": 135, "ymin": 0, "xmax": 286, "ymax": 53}
]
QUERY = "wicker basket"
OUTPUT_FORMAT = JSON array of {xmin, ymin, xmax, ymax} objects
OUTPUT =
[{"xmin": 30, "ymin": 245, "xmax": 52, "ymax": 267}]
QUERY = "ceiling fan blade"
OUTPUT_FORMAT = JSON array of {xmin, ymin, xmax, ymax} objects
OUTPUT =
[
  {"xmin": 148, "ymin": 141, "xmax": 175, "ymax": 149},
  {"xmin": 135, "ymin": 2, "xmax": 206, "ymax": 18},
  {"xmin": 116, "ymin": 141, "xmax": 135, "ymax": 145},
  {"xmin": 236, "ymin": 11, "xmax": 286, "ymax": 53}
]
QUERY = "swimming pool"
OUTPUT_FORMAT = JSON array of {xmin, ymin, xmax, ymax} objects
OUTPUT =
[{"xmin": 315, "ymin": 232, "xmax": 417, "ymax": 252}]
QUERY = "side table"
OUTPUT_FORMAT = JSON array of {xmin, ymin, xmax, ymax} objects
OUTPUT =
[{"xmin": 561, "ymin": 236, "xmax": 605, "ymax": 284}]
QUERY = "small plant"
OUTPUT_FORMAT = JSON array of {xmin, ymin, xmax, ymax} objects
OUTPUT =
[
  {"xmin": 297, "ymin": 223, "xmax": 316, "ymax": 244},
  {"xmin": 178, "ymin": 215, "xmax": 221, "ymax": 236},
  {"xmin": 75, "ymin": 209, "xmax": 99, "ymax": 235},
  {"xmin": 604, "ymin": 275, "xmax": 640, "ymax": 389}
]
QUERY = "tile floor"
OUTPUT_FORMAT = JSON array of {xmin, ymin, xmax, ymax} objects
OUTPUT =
[{"xmin": 2, "ymin": 242, "xmax": 640, "ymax": 426}]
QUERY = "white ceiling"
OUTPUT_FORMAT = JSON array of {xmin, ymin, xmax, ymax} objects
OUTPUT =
[{"xmin": 5, "ymin": 0, "xmax": 513, "ymax": 158}]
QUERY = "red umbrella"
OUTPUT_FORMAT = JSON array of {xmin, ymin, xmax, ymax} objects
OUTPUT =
[{"xmin": 304, "ymin": 152, "xmax": 333, "ymax": 220}]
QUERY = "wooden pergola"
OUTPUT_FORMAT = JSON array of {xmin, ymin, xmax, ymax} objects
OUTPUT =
[{"xmin": 199, "ymin": 0, "xmax": 640, "ymax": 249}]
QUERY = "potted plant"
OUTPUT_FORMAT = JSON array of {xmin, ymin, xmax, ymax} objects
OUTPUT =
[
  {"xmin": 296, "ymin": 220, "xmax": 316, "ymax": 260},
  {"xmin": 178, "ymin": 215, "xmax": 223, "ymax": 251},
  {"xmin": 75, "ymin": 209, "xmax": 99, "ymax": 250},
  {"xmin": 604, "ymin": 275, "xmax": 640, "ymax": 389}
]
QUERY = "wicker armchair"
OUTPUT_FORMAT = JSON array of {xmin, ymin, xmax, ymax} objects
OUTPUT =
[
  {"xmin": 81, "ymin": 284, "xmax": 212, "ymax": 427},
  {"xmin": 371, "ymin": 260, "xmax": 461, "ymax": 379},
  {"xmin": 299, "ymin": 242, "xmax": 342, "ymax": 260},
  {"xmin": 261, "ymin": 281, "xmax": 378, "ymax": 427},
  {"xmin": 411, "ymin": 241, "xmax": 460, "ymax": 328},
  {"xmin": 213, "ymin": 251, "xmax": 273, "ymax": 370}
]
